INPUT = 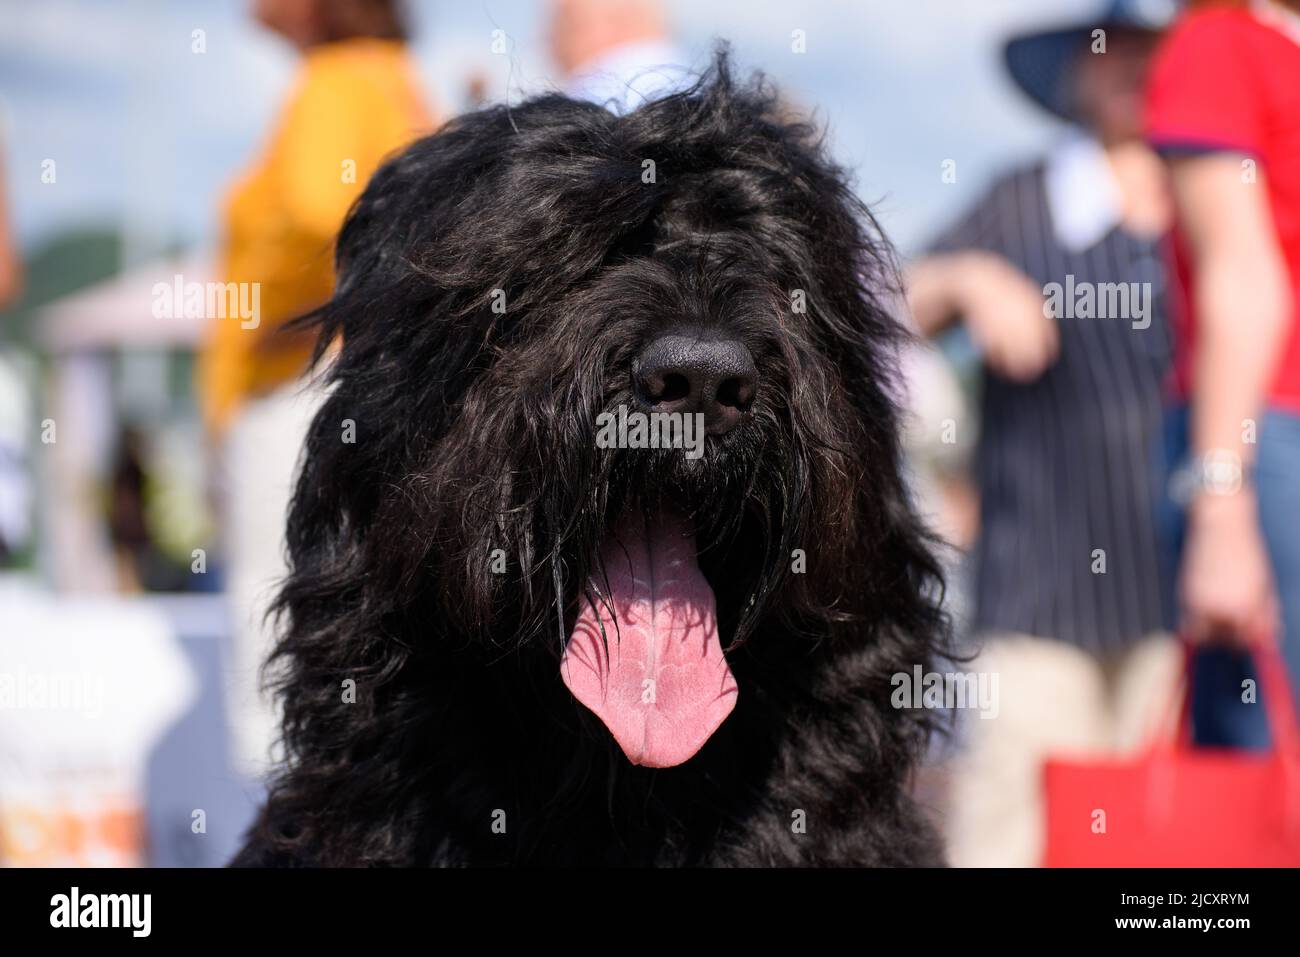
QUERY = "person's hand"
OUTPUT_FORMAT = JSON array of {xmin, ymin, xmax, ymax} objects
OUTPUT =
[
  {"xmin": 957, "ymin": 252, "xmax": 1059, "ymax": 382},
  {"xmin": 1180, "ymin": 491, "xmax": 1277, "ymax": 647}
]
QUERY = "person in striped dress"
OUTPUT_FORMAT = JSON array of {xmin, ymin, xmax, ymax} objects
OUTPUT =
[{"xmin": 905, "ymin": 0, "xmax": 1183, "ymax": 866}]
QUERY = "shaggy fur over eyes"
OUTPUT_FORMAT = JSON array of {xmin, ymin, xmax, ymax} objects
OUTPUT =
[{"xmin": 232, "ymin": 50, "xmax": 950, "ymax": 867}]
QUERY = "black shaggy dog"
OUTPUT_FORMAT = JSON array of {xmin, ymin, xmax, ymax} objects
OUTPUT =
[{"xmin": 233, "ymin": 53, "xmax": 949, "ymax": 867}]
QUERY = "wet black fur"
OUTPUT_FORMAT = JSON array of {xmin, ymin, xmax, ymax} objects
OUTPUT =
[{"xmin": 232, "ymin": 52, "xmax": 949, "ymax": 867}]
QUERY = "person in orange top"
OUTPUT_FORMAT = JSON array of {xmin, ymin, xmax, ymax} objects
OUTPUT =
[
  {"xmin": 200, "ymin": 0, "xmax": 433, "ymax": 434},
  {"xmin": 209, "ymin": 0, "xmax": 434, "ymax": 777}
]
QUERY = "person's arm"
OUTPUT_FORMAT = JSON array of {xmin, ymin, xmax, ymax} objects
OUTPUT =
[
  {"xmin": 905, "ymin": 252, "xmax": 977, "ymax": 338},
  {"xmin": 1172, "ymin": 153, "xmax": 1291, "ymax": 642},
  {"xmin": 905, "ymin": 250, "xmax": 1058, "ymax": 382}
]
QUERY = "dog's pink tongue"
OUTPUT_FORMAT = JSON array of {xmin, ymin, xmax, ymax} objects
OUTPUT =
[{"xmin": 561, "ymin": 509, "xmax": 737, "ymax": 768}]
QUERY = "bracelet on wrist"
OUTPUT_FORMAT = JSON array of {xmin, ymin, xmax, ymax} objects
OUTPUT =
[{"xmin": 1169, "ymin": 449, "xmax": 1249, "ymax": 506}]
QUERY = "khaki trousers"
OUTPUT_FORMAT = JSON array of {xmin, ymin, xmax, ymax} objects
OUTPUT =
[{"xmin": 945, "ymin": 633, "xmax": 1181, "ymax": 867}]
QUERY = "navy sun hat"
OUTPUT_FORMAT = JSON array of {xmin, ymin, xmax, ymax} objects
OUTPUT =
[{"xmin": 1003, "ymin": 0, "xmax": 1182, "ymax": 123}]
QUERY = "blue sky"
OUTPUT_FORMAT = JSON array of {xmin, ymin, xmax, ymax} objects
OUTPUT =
[{"xmin": 0, "ymin": 0, "xmax": 1099, "ymax": 262}]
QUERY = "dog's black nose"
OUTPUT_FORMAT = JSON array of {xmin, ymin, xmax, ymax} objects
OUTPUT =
[{"xmin": 633, "ymin": 334, "xmax": 757, "ymax": 434}]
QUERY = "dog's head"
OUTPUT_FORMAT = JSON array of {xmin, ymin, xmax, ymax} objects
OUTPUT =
[{"xmin": 283, "ymin": 52, "xmax": 942, "ymax": 772}]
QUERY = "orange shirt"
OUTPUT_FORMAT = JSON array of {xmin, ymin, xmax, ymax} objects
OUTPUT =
[{"xmin": 198, "ymin": 39, "xmax": 433, "ymax": 434}]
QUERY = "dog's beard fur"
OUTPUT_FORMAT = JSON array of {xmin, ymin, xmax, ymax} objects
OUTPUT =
[{"xmin": 235, "ymin": 51, "xmax": 949, "ymax": 867}]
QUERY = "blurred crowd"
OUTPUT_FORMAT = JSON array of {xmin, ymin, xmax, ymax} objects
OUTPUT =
[
  {"xmin": 912, "ymin": 0, "xmax": 1300, "ymax": 865},
  {"xmin": 0, "ymin": 0, "xmax": 1298, "ymax": 866}
]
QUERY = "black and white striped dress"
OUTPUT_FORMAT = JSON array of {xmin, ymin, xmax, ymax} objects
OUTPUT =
[{"xmin": 930, "ymin": 160, "xmax": 1172, "ymax": 651}]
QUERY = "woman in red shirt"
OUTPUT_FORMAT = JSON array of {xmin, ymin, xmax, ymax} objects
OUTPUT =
[{"xmin": 1147, "ymin": 0, "xmax": 1300, "ymax": 744}]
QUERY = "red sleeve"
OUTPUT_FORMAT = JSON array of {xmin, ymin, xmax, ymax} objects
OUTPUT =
[{"xmin": 1146, "ymin": 10, "xmax": 1266, "ymax": 156}]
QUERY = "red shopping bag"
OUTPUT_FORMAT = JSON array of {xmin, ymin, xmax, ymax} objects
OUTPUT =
[{"xmin": 1043, "ymin": 640, "xmax": 1300, "ymax": 866}]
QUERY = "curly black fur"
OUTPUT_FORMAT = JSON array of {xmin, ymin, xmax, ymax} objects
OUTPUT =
[{"xmin": 232, "ymin": 51, "xmax": 949, "ymax": 867}]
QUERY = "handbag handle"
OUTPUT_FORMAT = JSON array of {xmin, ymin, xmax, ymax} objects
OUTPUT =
[
  {"xmin": 1152, "ymin": 633, "xmax": 1300, "ymax": 756},
  {"xmin": 1146, "ymin": 633, "xmax": 1300, "ymax": 834}
]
